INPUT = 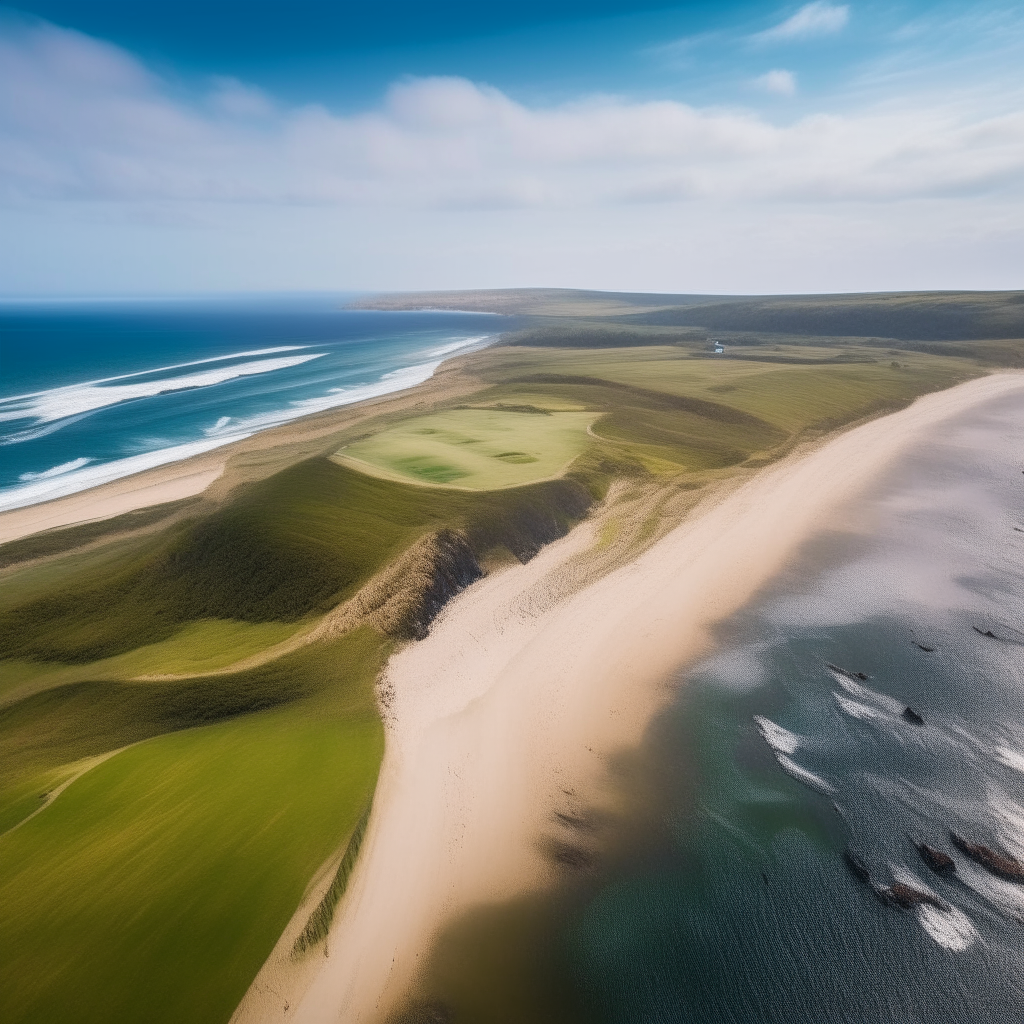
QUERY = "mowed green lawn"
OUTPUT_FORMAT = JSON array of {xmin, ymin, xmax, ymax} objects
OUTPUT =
[
  {"xmin": 333, "ymin": 408, "xmax": 597, "ymax": 489},
  {"xmin": 0, "ymin": 633, "xmax": 385, "ymax": 1024}
]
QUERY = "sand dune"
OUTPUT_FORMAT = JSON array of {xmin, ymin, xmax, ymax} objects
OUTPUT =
[{"xmin": 242, "ymin": 372, "xmax": 1024, "ymax": 1023}]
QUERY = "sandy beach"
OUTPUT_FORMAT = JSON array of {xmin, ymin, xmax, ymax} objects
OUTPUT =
[{"xmin": 230, "ymin": 370, "xmax": 1024, "ymax": 1024}]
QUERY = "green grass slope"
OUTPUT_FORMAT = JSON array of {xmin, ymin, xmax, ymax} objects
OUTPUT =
[
  {"xmin": 0, "ymin": 630, "xmax": 385, "ymax": 1024},
  {"xmin": 0, "ymin": 458, "xmax": 591, "ymax": 665}
]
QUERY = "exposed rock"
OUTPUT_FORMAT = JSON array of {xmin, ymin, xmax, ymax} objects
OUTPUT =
[
  {"xmin": 914, "ymin": 642, "xmax": 936, "ymax": 652},
  {"xmin": 916, "ymin": 842, "xmax": 956, "ymax": 875},
  {"xmin": 881, "ymin": 882, "xmax": 947, "ymax": 911},
  {"xmin": 951, "ymin": 832, "xmax": 1024, "ymax": 882},
  {"xmin": 973, "ymin": 626, "xmax": 1000, "ymax": 639},
  {"xmin": 902, "ymin": 707, "xmax": 925, "ymax": 726},
  {"xmin": 844, "ymin": 848, "xmax": 872, "ymax": 884},
  {"xmin": 828, "ymin": 662, "xmax": 870, "ymax": 681}
]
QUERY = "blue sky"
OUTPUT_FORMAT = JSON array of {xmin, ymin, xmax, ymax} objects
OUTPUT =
[{"xmin": 1, "ymin": 2, "xmax": 1022, "ymax": 295}]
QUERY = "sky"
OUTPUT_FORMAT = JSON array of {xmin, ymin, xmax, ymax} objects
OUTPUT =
[{"xmin": 0, "ymin": 1, "xmax": 1022, "ymax": 296}]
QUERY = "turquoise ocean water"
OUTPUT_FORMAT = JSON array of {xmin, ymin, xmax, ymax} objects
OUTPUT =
[{"xmin": 0, "ymin": 296, "xmax": 511, "ymax": 512}]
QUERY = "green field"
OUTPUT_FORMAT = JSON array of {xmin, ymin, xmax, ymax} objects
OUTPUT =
[
  {"xmin": 0, "ymin": 288, "xmax": 1014, "ymax": 1024},
  {"xmin": 334, "ymin": 408, "xmax": 597, "ymax": 489},
  {"xmin": 0, "ymin": 632, "xmax": 385, "ymax": 1024}
]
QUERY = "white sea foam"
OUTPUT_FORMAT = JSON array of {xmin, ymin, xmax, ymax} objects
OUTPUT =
[
  {"xmin": 988, "ymin": 790, "xmax": 1024, "ymax": 858},
  {"xmin": 775, "ymin": 753, "xmax": 837, "ymax": 795},
  {"xmin": 827, "ymin": 669, "xmax": 905, "ymax": 716},
  {"xmin": 754, "ymin": 715, "xmax": 800, "ymax": 755},
  {"xmin": 832, "ymin": 691, "xmax": 885, "ymax": 721},
  {"xmin": 0, "ymin": 337, "xmax": 489, "ymax": 512},
  {"xmin": 203, "ymin": 359, "xmax": 443, "ymax": 439},
  {"xmin": 0, "ymin": 353, "xmax": 325, "ymax": 429},
  {"xmin": 19, "ymin": 457, "xmax": 92, "ymax": 481},
  {"xmin": 0, "ymin": 346, "xmax": 309, "ymax": 406},
  {"xmin": 996, "ymin": 746, "xmax": 1024, "ymax": 774},
  {"xmin": 916, "ymin": 904, "xmax": 978, "ymax": 951},
  {"xmin": 0, "ymin": 434, "xmax": 249, "ymax": 513},
  {"xmin": 427, "ymin": 335, "xmax": 490, "ymax": 358}
]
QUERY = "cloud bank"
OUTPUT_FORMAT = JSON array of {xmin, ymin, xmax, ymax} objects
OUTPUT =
[
  {"xmin": 0, "ymin": 13, "xmax": 1021, "ymax": 294},
  {"xmin": 1, "ymin": 18, "xmax": 1020, "ymax": 213}
]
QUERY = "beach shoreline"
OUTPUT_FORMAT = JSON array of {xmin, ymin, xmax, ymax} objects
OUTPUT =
[
  {"xmin": 231, "ymin": 370, "xmax": 1024, "ymax": 1024},
  {"xmin": 0, "ymin": 356, "xmax": 488, "ymax": 546}
]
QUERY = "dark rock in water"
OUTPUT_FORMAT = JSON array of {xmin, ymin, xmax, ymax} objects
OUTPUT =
[
  {"xmin": 827, "ymin": 662, "xmax": 870, "ymax": 681},
  {"xmin": 902, "ymin": 707, "xmax": 925, "ymax": 726},
  {"xmin": 916, "ymin": 842, "xmax": 956, "ymax": 875},
  {"xmin": 951, "ymin": 832, "xmax": 1024, "ymax": 882},
  {"xmin": 844, "ymin": 848, "xmax": 872, "ymax": 884},
  {"xmin": 973, "ymin": 626, "xmax": 1000, "ymax": 639},
  {"xmin": 914, "ymin": 642, "xmax": 936, "ymax": 652},
  {"xmin": 881, "ymin": 882, "xmax": 947, "ymax": 911}
]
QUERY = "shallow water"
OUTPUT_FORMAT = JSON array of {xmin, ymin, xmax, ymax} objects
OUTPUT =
[
  {"xmin": 565, "ymin": 390, "xmax": 1024, "ymax": 1022},
  {"xmin": 0, "ymin": 297, "xmax": 509, "ymax": 511}
]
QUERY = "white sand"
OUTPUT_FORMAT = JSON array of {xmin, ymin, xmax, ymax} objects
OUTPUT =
[
  {"xmin": 242, "ymin": 372, "xmax": 1024, "ymax": 1024},
  {"xmin": 0, "ymin": 463, "xmax": 223, "ymax": 545}
]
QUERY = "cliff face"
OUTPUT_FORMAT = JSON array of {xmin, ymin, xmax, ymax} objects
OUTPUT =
[
  {"xmin": 403, "ymin": 529, "xmax": 484, "ymax": 640},
  {"xmin": 306, "ymin": 528, "xmax": 481, "ymax": 643},
  {"xmin": 309, "ymin": 479, "xmax": 593, "ymax": 646}
]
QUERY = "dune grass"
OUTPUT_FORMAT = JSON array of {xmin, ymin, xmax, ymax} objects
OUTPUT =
[
  {"xmin": 0, "ymin": 629, "xmax": 386, "ymax": 1024},
  {"xmin": 334, "ymin": 408, "xmax": 597, "ymax": 490},
  {"xmin": 0, "ymin": 459, "xmax": 591, "ymax": 665}
]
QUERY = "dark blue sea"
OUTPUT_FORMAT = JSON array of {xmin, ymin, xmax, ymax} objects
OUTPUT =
[
  {"xmin": 560, "ymin": 390, "xmax": 1024, "ymax": 1022},
  {"xmin": 0, "ymin": 296, "xmax": 510, "ymax": 512}
]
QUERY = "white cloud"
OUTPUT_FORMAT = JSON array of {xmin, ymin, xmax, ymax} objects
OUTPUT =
[
  {"xmin": 0, "ymin": 16, "xmax": 1022, "ymax": 294},
  {"xmin": 756, "ymin": 3, "xmax": 850, "ymax": 43},
  {"xmin": 208, "ymin": 77, "xmax": 276, "ymax": 119},
  {"xmin": 755, "ymin": 69, "xmax": 798, "ymax": 96},
  {"xmin": 0, "ymin": 19, "xmax": 1021, "ymax": 215}
]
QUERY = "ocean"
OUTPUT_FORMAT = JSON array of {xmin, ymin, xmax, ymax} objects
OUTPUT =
[
  {"xmin": 557, "ymin": 389, "xmax": 1024, "ymax": 1022},
  {"xmin": 0, "ymin": 296, "xmax": 511, "ymax": 513}
]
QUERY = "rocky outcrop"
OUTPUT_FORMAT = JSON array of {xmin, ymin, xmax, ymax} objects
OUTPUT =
[
  {"xmin": 844, "ymin": 848, "xmax": 872, "ymax": 884},
  {"xmin": 828, "ymin": 662, "xmax": 869, "ymax": 681},
  {"xmin": 881, "ymin": 882, "xmax": 946, "ymax": 911},
  {"xmin": 902, "ymin": 707, "xmax": 925, "ymax": 726},
  {"xmin": 951, "ymin": 832, "xmax": 1024, "ymax": 882},
  {"xmin": 916, "ymin": 842, "xmax": 956, "ymax": 875}
]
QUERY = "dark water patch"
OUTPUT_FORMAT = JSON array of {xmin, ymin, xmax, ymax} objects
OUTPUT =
[{"xmin": 403, "ymin": 388, "xmax": 1024, "ymax": 1021}]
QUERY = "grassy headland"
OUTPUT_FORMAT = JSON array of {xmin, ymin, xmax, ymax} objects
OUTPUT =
[{"xmin": 0, "ymin": 288, "xmax": 1019, "ymax": 1024}]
